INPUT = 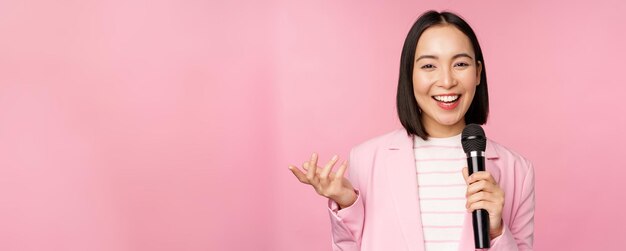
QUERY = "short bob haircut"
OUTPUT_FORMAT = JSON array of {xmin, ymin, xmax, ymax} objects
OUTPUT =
[{"xmin": 397, "ymin": 10, "xmax": 489, "ymax": 140}]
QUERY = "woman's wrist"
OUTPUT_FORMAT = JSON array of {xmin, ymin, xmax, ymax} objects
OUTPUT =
[
  {"xmin": 333, "ymin": 188, "xmax": 358, "ymax": 209},
  {"xmin": 489, "ymin": 220, "xmax": 503, "ymax": 240}
]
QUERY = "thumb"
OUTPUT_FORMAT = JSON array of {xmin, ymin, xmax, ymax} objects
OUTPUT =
[{"xmin": 462, "ymin": 166, "xmax": 469, "ymax": 184}]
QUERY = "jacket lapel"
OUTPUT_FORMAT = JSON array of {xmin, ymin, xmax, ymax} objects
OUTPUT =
[{"xmin": 384, "ymin": 130, "xmax": 425, "ymax": 251}]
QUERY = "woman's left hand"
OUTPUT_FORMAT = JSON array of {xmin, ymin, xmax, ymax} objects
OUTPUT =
[{"xmin": 462, "ymin": 167, "xmax": 505, "ymax": 240}]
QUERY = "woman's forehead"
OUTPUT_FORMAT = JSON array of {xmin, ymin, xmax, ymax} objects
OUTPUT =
[{"xmin": 415, "ymin": 25, "xmax": 475, "ymax": 58}]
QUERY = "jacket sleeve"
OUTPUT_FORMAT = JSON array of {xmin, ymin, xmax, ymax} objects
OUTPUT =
[
  {"xmin": 327, "ymin": 148, "xmax": 366, "ymax": 251},
  {"xmin": 489, "ymin": 159, "xmax": 535, "ymax": 250}
]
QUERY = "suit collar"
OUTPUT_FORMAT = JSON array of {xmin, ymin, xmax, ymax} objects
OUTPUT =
[{"xmin": 383, "ymin": 129, "xmax": 424, "ymax": 250}]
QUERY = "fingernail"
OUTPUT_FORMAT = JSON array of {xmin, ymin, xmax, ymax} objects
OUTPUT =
[
  {"xmin": 288, "ymin": 165, "xmax": 292, "ymax": 170},
  {"xmin": 332, "ymin": 155, "xmax": 338, "ymax": 160}
]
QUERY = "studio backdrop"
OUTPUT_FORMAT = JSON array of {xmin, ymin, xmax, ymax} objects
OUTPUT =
[{"xmin": 0, "ymin": 0, "xmax": 624, "ymax": 250}]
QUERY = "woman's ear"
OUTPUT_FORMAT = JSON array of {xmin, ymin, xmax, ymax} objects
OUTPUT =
[{"xmin": 476, "ymin": 60, "xmax": 483, "ymax": 85}]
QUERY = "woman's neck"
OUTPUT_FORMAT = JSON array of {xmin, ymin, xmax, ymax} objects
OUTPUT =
[{"xmin": 422, "ymin": 117, "xmax": 465, "ymax": 138}]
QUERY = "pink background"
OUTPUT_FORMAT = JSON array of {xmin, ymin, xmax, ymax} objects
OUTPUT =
[{"xmin": 1, "ymin": 0, "xmax": 624, "ymax": 250}]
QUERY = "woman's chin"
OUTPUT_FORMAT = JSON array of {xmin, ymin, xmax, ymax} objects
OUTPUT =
[{"xmin": 434, "ymin": 116, "xmax": 464, "ymax": 127}]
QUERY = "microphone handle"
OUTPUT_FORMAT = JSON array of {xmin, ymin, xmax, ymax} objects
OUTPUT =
[{"xmin": 467, "ymin": 153, "xmax": 490, "ymax": 249}]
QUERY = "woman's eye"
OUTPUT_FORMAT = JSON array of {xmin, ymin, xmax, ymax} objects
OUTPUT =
[
  {"xmin": 455, "ymin": 62, "xmax": 469, "ymax": 67},
  {"xmin": 421, "ymin": 64, "xmax": 435, "ymax": 69}
]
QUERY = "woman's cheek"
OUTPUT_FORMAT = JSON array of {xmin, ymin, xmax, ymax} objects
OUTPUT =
[
  {"xmin": 459, "ymin": 71, "xmax": 479, "ymax": 87},
  {"xmin": 413, "ymin": 75, "xmax": 434, "ymax": 93}
]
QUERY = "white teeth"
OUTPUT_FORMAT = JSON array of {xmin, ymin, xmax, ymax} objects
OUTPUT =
[{"xmin": 433, "ymin": 95, "xmax": 459, "ymax": 102}]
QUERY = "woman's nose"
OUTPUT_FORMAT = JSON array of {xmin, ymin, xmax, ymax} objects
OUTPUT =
[{"xmin": 438, "ymin": 68, "xmax": 457, "ymax": 89}]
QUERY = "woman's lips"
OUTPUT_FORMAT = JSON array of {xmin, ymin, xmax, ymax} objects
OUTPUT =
[{"xmin": 432, "ymin": 94, "xmax": 461, "ymax": 110}]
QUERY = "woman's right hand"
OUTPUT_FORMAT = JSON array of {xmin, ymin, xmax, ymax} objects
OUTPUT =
[{"xmin": 288, "ymin": 153, "xmax": 357, "ymax": 209}]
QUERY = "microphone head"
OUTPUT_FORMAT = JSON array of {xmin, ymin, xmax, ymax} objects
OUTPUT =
[{"xmin": 461, "ymin": 124, "xmax": 487, "ymax": 153}]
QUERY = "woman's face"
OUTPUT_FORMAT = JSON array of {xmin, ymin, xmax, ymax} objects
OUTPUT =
[{"xmin": 412, "ymin": 24, "xmax": 482, "ymax": 136}]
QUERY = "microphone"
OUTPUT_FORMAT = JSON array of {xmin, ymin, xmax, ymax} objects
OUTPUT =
[{"xmin": 461, "ymin": 124, "xmax": 490, "ymax": 249}]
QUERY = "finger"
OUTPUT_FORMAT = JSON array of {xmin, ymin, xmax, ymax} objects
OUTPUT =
[
  {"xmin": 466, "ymin": 191, "xmax": 493, "ymax": 206},
  {"xmin": 303, "ymin": 162, "xmax": 326, "ymax": 177},
  {"xmin": 302, "ymin": 155, "xmax": 344, "ymax": 179},
  {"xmin": 302, "ymin": 161, "xmax": 317, "ymax": 171},
  {"xmin": 288, "ymin": 165, "xmax": 310, "ymax": 184},
  {"xmin": 462, "ymin": 167, "xmax": 469, "ymax": 184},
  {"xmin": 304, "ymin": 161, "xmax": 314, "ymax": 180},
  {"xmin": 335, "ymin": 160, "xmax": 349, "ymax": 178},
  {"xmin": 302, "ymin": 161, "xmax": 309, "ymax": 170},
  {"xmin": 468, "ymin": 171, "xmax": 496, "ymax": 184},
  {"xmin": 466, "ymin": 180, "xmax": 496, "ymax": 195},
  {"xmin": 467, "ymin": 201, "xmax": 500, "ymax": 216},
  {"xmin": 467, "ymin": 200, "xmax": 490, "ymax": 213},
  {"xmin": 306, "ymin": 153, "xmax": 319, "ymax": 181},
  {"xmin": 466, "ymin": 190, "xmax": 504, "ymax": 211},
  {"xmin": 320, "ymin": 155, "xmax": 339, "ymax": 179}
]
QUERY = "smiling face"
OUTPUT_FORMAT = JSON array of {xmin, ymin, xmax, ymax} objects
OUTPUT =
[{"xmin": 412, "ymin": 24, "xmax": 483, "ymax": 137}]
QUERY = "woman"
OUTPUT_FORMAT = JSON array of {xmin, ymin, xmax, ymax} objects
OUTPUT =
[{"xmin": 288, "ymin": 10, "xmax": 534, "ymax": 251}]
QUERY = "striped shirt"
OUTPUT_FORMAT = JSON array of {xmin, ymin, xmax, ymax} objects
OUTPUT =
[{"xmin": 414, "ymin": 133, "xmax": 467, "ymax": 251}]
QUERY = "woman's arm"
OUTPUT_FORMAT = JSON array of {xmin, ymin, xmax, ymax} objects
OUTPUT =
[
  {"xmin": 489, "ymin": 159, "xmax": 535, "ymax": 250},
  {"xmin": 328, "ymin": 190, "xmax": 363, "ymax": 251},
  {"xmin": 327, "ymin": 148, "xmax": 366, "ymax": 251},
  {"xmin": 288, "ymin": 149, "xmax": 364, "ymax": 251}
]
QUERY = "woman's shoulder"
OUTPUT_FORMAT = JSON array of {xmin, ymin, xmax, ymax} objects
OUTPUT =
[
  {"xmin": 487, "ymin": 138, "xmax": 533, "ymax": 171},
  {"xmin": 351, "ymin": 128, "xmax": 407, "ymax": 153},
  {"xmin": 487, "ymin": 139, "xmax": 535, "ymax": 202},
  {"xmin": 347, "ymin": 129, "xmax": 407, "ymax": 181}
]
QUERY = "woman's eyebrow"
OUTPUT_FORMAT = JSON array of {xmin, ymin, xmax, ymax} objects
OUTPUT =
[
  {"xmin": 415, "ymin": 53, "xmax": 474, "ymax": 62},
  {"xmin": 452, "ymin": 53, "xmax": 474, "ymax": 60}
]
